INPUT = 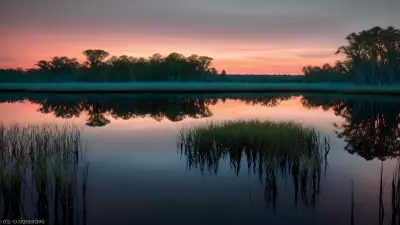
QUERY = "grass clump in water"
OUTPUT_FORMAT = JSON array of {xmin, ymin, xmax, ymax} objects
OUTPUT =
[
  {"xmin": 0, "ymin": 123, "xmax": 87, "ymax": 224},
  {"xmin": 178, "ymin": 119, "xmax": 329, "ymax": 208}
]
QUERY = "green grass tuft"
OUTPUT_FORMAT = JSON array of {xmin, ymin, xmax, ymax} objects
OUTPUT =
[{"xmin": 178, "ymin": 119, "xmax": 329, "ymax": 207}]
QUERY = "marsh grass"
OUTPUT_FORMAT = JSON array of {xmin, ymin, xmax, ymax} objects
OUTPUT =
[
  {"xmin": 178, "ymin": 120, "xmax": 329, "ymax": 208},
  {"xmin": 0, "ymin": 123, "xmax": 87, "ymax": 224}
]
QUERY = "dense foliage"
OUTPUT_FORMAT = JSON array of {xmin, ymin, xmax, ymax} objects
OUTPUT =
[
  {"xmin": 0, "ymin": 50, "xmax": 225, "ymax": 82},
  {"xmin": 303, "ymin": 26, "xmax": 400, "ymax": 84}
]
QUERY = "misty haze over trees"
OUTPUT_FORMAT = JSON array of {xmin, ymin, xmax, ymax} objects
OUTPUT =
[{"xmin": 0, "ymin": 26, "xmax": 399, "ymax": 84}]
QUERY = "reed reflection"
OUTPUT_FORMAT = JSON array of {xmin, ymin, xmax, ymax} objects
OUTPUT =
[
  {"xmin": 0, "ymin": 123, "xmax": 88, "ymax": 224},
  {"xmin": 178, "ymin": 120, "xmax": 330, "ymax": 208}
]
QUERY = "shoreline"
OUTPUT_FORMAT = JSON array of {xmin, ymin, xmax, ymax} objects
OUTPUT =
[{"xmin": 1, "ymin": 82, "xmax": 400, "ymax": 95}]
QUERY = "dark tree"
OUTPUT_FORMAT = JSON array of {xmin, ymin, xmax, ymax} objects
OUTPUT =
[
  {"xmin": 302, "ymin": 26, "xmax": 400, "ymax": 84},
  {"xmin": 82, "ymin": 49, "xmax": 110, "ymax": 68}
]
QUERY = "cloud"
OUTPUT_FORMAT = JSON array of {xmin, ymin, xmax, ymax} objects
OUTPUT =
[
  {"xmin": 1, "ymin": 0, "xmax": 399, "ymax": 43},
  {"xmin": 296, "ymin": 51, "xmax": 336, "ymax": 59},
  {"xmin": 0, "ymin": 57, "xmax": 14, "ymax": 63},
  {"xmin": 1, "ymin": 0, "xmax": 398, "ymax": 72}
]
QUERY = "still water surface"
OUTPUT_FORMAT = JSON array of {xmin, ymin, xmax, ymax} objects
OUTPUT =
[{"xmin": 0, "ymin": 93, "xmax": 399, "ymax": 225}]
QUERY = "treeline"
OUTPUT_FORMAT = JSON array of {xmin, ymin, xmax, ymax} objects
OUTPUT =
[
  {"xmin": 303, "ymin": 26, "xmax": 400, "ymax": 84},
  {"xmin": 0, "ymin": 50, "xmax": 228, "ymax": 82},
  {"xmin": 1, "ymin": 26, "xmax": 399, "ymax": 84}
]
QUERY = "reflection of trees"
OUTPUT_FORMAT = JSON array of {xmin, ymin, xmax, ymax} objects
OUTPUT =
[
  {"xmin": 33, "ymin": 99, "xmax": 84, "ymax": 119},
  {"xmin": 335, "ymin": 101, "xmax": 400, "ymax": 160},
  {"xmin": 84, "ymin": 102, "xmax": 110, "ymax": 127},
  {"xmin": 230, "ymin": 96, "xmax": 291, "ymax": 107},
  {"xmin": 21, "ymin": 96, "xmax": 219, "ymax": 126},
  {"xmin": 300, "ymin": 95, "xmax": 346, "ymax": 113},
  {"xmin": 31, "ymin": 98, "xmax": 111, "ymax": 127},
  {"xmin": 107, "ymin": 97, "xmax": 216, "ymax": 122},
  {"xmin": 301, "ymin": 95, "xmax": 400, "ymax": 160},
  {"xmin": 0, "ymin": 94, "xmax": 27, "ymax": 104},
  {"xmin": 2, "ymin": 94, "xmax": 289, "ymax": 127}
]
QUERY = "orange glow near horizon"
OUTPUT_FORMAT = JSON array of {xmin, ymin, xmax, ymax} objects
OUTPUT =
[{"xmin": 1, "ymin": 29, "xmax": 343, "ymax": 74}]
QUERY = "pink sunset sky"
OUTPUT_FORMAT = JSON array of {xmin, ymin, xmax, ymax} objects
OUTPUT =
[{"xmin": 1, "ymin": 0, "xmax": 399, "ymax": 74}]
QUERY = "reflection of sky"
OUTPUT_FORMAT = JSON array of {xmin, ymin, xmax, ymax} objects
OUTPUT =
[
  {"xmin": 0, "ymin": 97, "xmax": 398, "ymax": 224},
  {"xmin": 1, "ymin": 0, "xmax": 399, "ymax": 73}
]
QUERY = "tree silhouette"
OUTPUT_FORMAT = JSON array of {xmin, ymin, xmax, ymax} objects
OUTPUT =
[
  {"xmin": 335, "ymin": 26, "xmax": 400, "ymax": 84},
  {"xmin": 106, "ymin": 55, "xmax": 136, "ymax": 81},
  {"xmin": 35, "ymin": 57, "xmax": 79, "ymax": 73},
  {"xmin": 2, "ymin": 49, "xmax": 226, "ymax": 82},
  {"xmin": 83, "ymin": 49, "xmax": 110, "ymax": 68},
  {"xmin": 303, "ymin": 26, "xmax": 400, "ymax": 84},
  {"xmin": 165, "ymin": 52, "xmax": 186, "ymax": 80},
  {"xmin": 148, "ymin": 53, "xmax": 166, "ymax": 80},
  {"xmin": 35, "ymin": 60, "xmax": 53, "ymax": 71},
  {"xmin": 221, "ymin": 69, "xmax": 227, "ymax": 76},
  {"xmin": 301, "ymin": 62, "xmax": 349, "ymax": 82}
]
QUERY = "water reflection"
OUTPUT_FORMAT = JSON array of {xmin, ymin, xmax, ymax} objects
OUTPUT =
[
  {"xmin": 0, "ymin": 123, "xmax": 88, "ymax": 224},
  {"xmin": 299, "ymin": 95, "xmax": 400, "ymax": 224},
  {"xmin": 0, "ymin": 94, "xmax": 289, "ymax": 127},
  {"xmin": 349, "ymin": 160, "xmax": 400, "ymax": 225},
  {"xmin": 1, "ymin": 94, "xmax": 400, "ymax": 224},
  {"xmin": 178, "ymin": 120, "xmax": 330, "ymax": 209},
  {"xmin": 391, "ymin": 159, "xmax": 400, "ymax": 224},
  {"xmin": 1, "ymin": 93, "xmax": 399, "ymax": 160},
  {"xmin": 301, "ymin": 95, "xmax": 400, "ymax": 160}
]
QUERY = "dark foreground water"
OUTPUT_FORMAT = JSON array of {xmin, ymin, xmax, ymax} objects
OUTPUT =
[{"xmin": 1, "ymin": 93, "xmax": 399, "ymax": 225}]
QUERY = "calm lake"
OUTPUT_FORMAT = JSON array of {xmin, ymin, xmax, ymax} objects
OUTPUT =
[{"xmin": 1, "ymin": 93, "xmax": 399, "ymax": 225}]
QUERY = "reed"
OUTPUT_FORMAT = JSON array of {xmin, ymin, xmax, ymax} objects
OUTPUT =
[
  {"xmin": 0, "ymin": 123, "xmax": 87, "ymax": 224},
  {"xmin": 391, "ymin": 159, "xmax": 400, "ymax": 224},
  {"xmin": 178, "ymin": 120, "xmax": 329, "ymax": 207}
]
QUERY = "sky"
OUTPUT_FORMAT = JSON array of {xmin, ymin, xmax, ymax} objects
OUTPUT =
[{"xmin": 1, "ymin": 0, "xmax": 399, "ymax": 74}]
